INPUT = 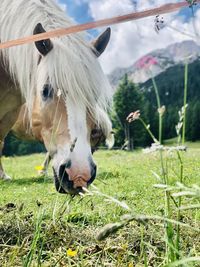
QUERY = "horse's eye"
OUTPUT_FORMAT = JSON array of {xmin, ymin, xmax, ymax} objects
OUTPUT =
[
  {"xmin": 42, "ymin": 84, "xmax": 53, "ymax": 101},
  {"xmin": 91, "ymin": 129, "xmax": 99, "ymax": 138},
  {"xmin": 91, "ymin": 128, "xmax": 105, "ymax": 143},
  {"xmin": 90, "ymin": 128, "xmax": 105, "ymax": 154}
]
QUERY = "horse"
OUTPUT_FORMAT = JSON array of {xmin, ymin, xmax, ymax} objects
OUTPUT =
[{"xmin": 0, "ymin": 0, "xmax": 114, "ymax": 194}]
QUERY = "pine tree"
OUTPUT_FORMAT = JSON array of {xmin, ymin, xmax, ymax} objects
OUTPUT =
[
  {"xmin": 189, "ymin": 100, "xmax": 200, "ymax": 141},
  {"xmin": 113, "ymin": 74, "xmax": 148, "ymax": 149}
]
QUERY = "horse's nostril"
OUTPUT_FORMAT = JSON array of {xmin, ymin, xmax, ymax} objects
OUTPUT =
[
  {"xmin": 59, "ymin": 163, "xmax": 69, "ymax": 182},
  {"xmin": 89, "ymin": 163, "xmax": 97, "ymax": 185},
  {"xmin": 53, "ymin": 167, "xmax": 66, "ymax": 194},
  {"xmin": 59, "ymin": 160, "xmax": 71, "ymax": 179},
  {"xmin": 65, "ymin": 160, "xmax": 72, "ymax": 169},
  {"xmin": 92, "ymin": 164, "xmax": 97, "ymax": 177},
  {"xmin": 57, "ymin": 164, "xmax": 74, "ymax": 193}
]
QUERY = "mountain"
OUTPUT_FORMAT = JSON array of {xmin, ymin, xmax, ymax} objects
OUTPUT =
[{"xmin": 108, "ymin": 40, "xmax": 200, "ymax": 86}]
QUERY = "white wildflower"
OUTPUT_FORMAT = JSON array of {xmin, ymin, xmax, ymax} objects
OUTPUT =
[
  {"xmin": 157, "ymin": 105, "xmax": 166, "ymax": 116},
  {"xmin": 175, "ymin": 122, "xmax": 183, "ymax": 136},
  {"xmin": 143, "ymin": 144, "xmax": 187, "ymax": 154},
  {"xmin": 143, "ymin": 143, "xmax": 163, "ymax": 153}
]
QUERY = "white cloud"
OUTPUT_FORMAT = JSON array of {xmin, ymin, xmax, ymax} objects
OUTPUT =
[
  {"xmin": 86, "ymin": 0, "xmax": 200, "ymax": 74},
  {"xmin": 57, "ymin": 0, "xmax": 67, "ymax": 11},
  {"xmin": 136, "ymin": 0, "xmax": 179, "ymax": 10},
  {"xmin": 89, "ymin": 0, "xmax": 134, "ymax": 19}
]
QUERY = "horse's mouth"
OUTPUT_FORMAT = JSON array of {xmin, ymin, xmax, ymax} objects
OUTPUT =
[{"xmin": 52, "ymin": 167, "xmax": 84, "ymax": 195}]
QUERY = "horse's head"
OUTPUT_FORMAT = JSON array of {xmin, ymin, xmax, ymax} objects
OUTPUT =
[{"xmin": 32, "ymin": 23, "xmax": 113, "ymax": 195}]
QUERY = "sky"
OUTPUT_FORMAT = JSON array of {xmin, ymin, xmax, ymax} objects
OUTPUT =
[{"xmin": 57, "ymin": 0, "xmax": 200, "ymax": 74}]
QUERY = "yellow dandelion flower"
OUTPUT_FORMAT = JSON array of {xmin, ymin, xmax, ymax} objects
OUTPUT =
[
  {"xmin": 67, "ymin": 248, "xmax": 77, "ymax": 257},
  {"xmin": 35, "ymin": 165, "xmax": 44, "ymax": 171}
]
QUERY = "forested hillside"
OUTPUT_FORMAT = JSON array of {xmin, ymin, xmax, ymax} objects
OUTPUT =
[
  {"xmin": 142, "ymin": 58, "xmax": 200, "ymax": 141},
  {"xmin": 111, "ymin": 58, "xmax": 200, "ymax": 148}
]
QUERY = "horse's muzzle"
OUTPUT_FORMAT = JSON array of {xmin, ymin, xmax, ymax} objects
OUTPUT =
[{"xmin": 53, "ymin": 161, "xmax": 97, "ymax": 195}]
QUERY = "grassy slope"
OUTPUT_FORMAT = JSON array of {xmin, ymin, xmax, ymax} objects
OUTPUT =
[{"xmin": 0, "ymin": 149, "xmax": 199, "ymax": 266}]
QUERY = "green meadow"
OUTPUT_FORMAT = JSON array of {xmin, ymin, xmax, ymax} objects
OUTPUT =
[{"xmin": 0, "ymin": 147, "xmax": 199, "ymax": 266}]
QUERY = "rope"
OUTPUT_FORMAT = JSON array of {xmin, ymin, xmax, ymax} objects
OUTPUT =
[{"xmin": 0, "ymin": 1, "xmax": 199, "ymax": 50}]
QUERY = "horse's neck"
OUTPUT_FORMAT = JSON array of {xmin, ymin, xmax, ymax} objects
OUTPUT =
[
  {"xmin": 0, "ymin": 60, "xmax": 23, "ymax": 117},
  {"xmin": 0, "ymin": 57, "xmax": 24, "ymax": 140}
]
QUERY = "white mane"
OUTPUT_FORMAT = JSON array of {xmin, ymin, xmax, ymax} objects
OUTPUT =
[{"xmin": 0, "ymin": 0, "xmax": 113, "ymax": 141}]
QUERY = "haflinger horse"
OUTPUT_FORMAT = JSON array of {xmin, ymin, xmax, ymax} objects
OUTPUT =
[{"xmin": 0, "ymin": 0, "xmax": 114, "ymax": 194}]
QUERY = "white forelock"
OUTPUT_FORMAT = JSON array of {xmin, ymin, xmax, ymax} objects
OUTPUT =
[{"xmin": 0, "ymin": 0, "xmax": 113, "ymax": 139}]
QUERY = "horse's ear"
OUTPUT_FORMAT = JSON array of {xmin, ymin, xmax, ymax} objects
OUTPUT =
[
  {"xmin": 92, "ymin": 27, "xmax": 111, "ymax": 57},
  {"xmin": 33, "ymin": 23, "xmax": 53, "ymax": 56}
]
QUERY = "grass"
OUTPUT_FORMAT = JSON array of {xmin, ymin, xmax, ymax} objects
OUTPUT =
[
  {"xmin": 0, "ymin": 148, "xmax": 199, "ymax": 266},
  {"xmin": 164, "ymin": 138, "xmax": 200, "ymax": 148}
]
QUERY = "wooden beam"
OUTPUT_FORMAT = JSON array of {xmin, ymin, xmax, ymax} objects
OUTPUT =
[{"xmin": 0, "ymin": 1, "xmax": 199, "ymax": 50}]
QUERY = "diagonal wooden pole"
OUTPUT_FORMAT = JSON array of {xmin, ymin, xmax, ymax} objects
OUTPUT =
[{"xmin": 0, "ymin": 1, "xmax": 199, "ymax": 50}]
